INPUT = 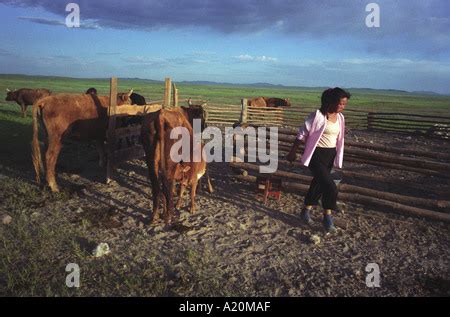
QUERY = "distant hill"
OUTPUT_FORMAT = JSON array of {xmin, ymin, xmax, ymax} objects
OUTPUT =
[{"xmin": 0, "ymin": 74, "xmax": 445, "ymax": 96}]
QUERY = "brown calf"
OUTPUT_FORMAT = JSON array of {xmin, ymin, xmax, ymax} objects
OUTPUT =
[{"xmin": 174, "ymin": 145, "xmax": 207, "ymax": 214}]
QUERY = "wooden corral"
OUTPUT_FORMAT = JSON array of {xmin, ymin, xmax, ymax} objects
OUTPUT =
[{"xmin": 201, "ymin": 98, "xmax": 450, "ymax": 223}]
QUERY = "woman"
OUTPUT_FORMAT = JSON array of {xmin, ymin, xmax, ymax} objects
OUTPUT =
[{"xmin": 286, "ymin": 88, "xmax": 350, "ymax": 232}]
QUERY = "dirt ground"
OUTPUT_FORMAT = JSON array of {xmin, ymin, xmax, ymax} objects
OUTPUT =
[{"xmin": 0, "ymin": 129, "xmax": 449, "ymax": 296}]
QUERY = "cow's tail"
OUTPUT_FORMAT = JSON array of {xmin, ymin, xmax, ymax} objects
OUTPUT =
[{"xmin": 32, "ymin": 100, "xmax": 44, "ymax": 184}]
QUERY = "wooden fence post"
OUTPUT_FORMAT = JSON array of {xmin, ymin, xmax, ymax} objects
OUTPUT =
[
  {"xmin": 164, "ymin": 77, "xmax": 172, "ymax": 108},
  {"xmin": 106, "ymin": 77, "xmax": 118, "ymax": 184},
  {"xmin": 241, "ymin": 98, "xmax": 248, "ymax": 124},
  {"xmin": 172, "ymin": 82, "xmax": 178, "ymax": 108}
]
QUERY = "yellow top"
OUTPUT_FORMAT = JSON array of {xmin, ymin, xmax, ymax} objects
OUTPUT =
[{"xmin": 317, "ymin": 119, "xmax": 340, "ymax": 148}]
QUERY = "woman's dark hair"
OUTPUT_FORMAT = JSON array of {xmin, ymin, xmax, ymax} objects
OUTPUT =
[{"xmin": 320, "ymin": 87, "xmax": 351, "ymax": 114}]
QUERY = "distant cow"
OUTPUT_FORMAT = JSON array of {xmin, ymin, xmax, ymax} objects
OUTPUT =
[
  {"xmin": 264, "ymin": 97, "xmax": 291, "ymax": 107},
  {"xmin": 32, "ymin": 91, "xmax": 132, "ymax": 192},
  {"xmin": 5, "ymin": 88, "xmax": 52, "ymax": 117},
  {"xmin": 86, "ymin": 88, "xmax": 147, "ymax": 124},
  {"xmin": 247, "ymin": 97, "xmax": 291, "ymax": 108}
]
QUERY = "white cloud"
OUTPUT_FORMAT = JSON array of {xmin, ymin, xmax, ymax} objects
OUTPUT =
[{"xmin": 235, "ymin": 54, "xmax": 278, "ymax": 62}]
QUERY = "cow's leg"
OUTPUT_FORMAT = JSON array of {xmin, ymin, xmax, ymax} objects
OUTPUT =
[
  {"xmin": 206, "ymin": 172, "xmax": 214, "ymax": 193},
  {"xmin": 176, "ymin": 183, "xmax": 187, "ymax": 210},
  {"xmin": 148, "ymin": 162, "xmax": 161, "ymax": 224},
  {"xmin": 190, "ymin": 180, "xmax": 199, "ymax": 214},
  {"xmin": 45, "ymin": 136, "xmax": 62, "ymax": 192},
  {"xmin": 20, "ymin": 103, "xmax": 27, "ymax": 118},
  {"xmin": 161, "ymin": 177, "xmax": 175, "ymax": 225},
  {"xmin": 95, "ymin": 139, "xmax": 107, "ymax": 168}
]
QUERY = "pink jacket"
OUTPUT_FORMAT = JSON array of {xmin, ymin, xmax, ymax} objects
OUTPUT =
[{"xmin": 296, "ymin": 110, "xmax": 345, "ymax": 168}]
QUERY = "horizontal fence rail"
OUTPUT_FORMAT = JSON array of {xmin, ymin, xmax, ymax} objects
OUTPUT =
[{"xmin": 205, "ymin": 101, "xmax": 450, "ymax": 139}]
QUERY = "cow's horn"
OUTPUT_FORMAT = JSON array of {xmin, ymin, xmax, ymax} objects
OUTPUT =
[
  {"xmin": 128, "ymin": 89, "xmax": 134, "ymax": 96},
  {"xmin": 188, "ymin": 98, "xmax": 192, "ymax": 106},
  {"xmin": 6, "ymin": 88, "xmax": 11, "ymax": 92}
]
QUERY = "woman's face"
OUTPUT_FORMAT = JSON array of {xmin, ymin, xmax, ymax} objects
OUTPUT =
[{"xmin": 337, "ymin": 97, "xmax": 348, "ymax": 113}]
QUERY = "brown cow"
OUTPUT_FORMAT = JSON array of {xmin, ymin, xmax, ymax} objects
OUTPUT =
[
  {"xmin": 5, "ymin": 88, "xmax": 52, "ymax": 117},
  {"xmin": 247, "ymin": 97, "xmax": 267, "ymax": 108},
  {"xmin": 141, "ymin": 107, "xmax": 210, "ymax": 224},
  {"xmin": 264, "ymin": 97, "xmax": 291, "ymax": 107},
  {"xmin": 247, "ymin": 97, "xmax": 291, "ymax": 108},
  {"xmin": 32, "ymin": 92, "xmax": 132, "ymax": 192},
  {"xmin": 174, "ymin": 146, "xmax": 207, "ymax": 214}
]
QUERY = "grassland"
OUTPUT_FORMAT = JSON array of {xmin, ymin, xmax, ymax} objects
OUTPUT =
[{"xmin": 1, "ymin": 74, "xmax": 450, "ymax": 115}]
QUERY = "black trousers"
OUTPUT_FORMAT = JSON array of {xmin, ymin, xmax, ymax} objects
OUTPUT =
[{"xmin": 304, "ymin": 147, "xmax": 338, "ymax": 210}]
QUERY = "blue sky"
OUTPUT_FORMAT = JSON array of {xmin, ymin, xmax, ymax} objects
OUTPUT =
[{"xmin": 0, "ymin": 0, "xmax": 449, "ymax": 94}]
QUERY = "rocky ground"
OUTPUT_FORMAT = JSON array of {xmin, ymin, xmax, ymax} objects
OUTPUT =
[{"xmin": 0, "ymin": 129, "xmax": 449, "ymax": 296}]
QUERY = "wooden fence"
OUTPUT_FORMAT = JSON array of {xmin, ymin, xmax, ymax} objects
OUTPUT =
[
  {"xmin": 106, "ymin": 77, "xmax": 166, "ymax": 183},
  {"xmin": 205, "ymin": 101, "xmax": 450, "ymax": 138},
  {"xmin": 204, "ymin": 97, "xmax": 450, "ymax": 222}
]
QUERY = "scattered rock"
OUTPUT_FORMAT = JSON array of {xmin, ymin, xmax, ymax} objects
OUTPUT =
[
  {"xmin": 92, "ymin": 243, "xmax": 111, "ymax": 258},
  {"xmin": 75, "ymin": 207, "xmax": 84, "ymax": 214},
  {"xmin": 310, "ymin": 234, "xmax": 321, "ymax": 245},
  {"xmin": 2, "ymin": 215, "xmax": 12, "ymax": 225}
]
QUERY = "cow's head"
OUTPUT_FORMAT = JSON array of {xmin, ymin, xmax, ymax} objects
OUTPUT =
[
  {"xmin": 5, "ymin": 89, "xmax": 17, "ymax": 101},
  {"xmin": 284, "ymin": 98, "xmax": 292, "ymax": 107},
  {"xmin": 182, "ymin": 100, "xmax": 208, "ymax": 131},
  {"xmin": 86, "ymin": 87, "xmax": 97, "ymax": 95},
  {"xmin": 175, "ymin": 163, "xmax": 191, "ymax": 186},
  {"xmin": 116, "ymin": 89, "xmax": 133, "ymax": 105}
]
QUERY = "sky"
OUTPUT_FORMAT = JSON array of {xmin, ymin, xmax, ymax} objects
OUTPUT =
[{"xmin": 0, "ymin": 0, "xmax": 449, "ymax": 94}]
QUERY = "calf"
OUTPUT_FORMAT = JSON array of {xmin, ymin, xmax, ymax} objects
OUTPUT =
[
  {"xmin": 174, "ymin": 146, "xmax": 207, "ymax": 214},
  {"xmin": 5, "ymin": 88, "xmax": 52, "ymax": 117}
]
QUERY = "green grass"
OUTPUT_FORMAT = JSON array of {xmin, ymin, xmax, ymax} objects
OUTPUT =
[
  {"xmin": 1, "ymin": 74, "xmax": 450, "ymax": 115},
  {"xmin": 0, "ymin": 172, "xmax": 236, "ymax": 296}
]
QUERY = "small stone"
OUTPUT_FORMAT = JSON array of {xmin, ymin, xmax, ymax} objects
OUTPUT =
[
  {"xmin": 2, "ymin": 215, "xmax": 12, "ymax": 225},
  {"xmin": 92, "ymin": 243, "xmax": 111, "ymax": 258},
  {"xmin": 75, "ymin": 207, "xmax": 84, "ymax": 214},
  {"xmin": 138, "ymin": 221, "xmax": 145, "ymax": 229},
  {"xmin": 310, "ymin": 234, "xmax": 321, "ymax": 245},
  {"xmin": 31, "ymin": 212, "xmax": 39, "ymax": 218}
]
